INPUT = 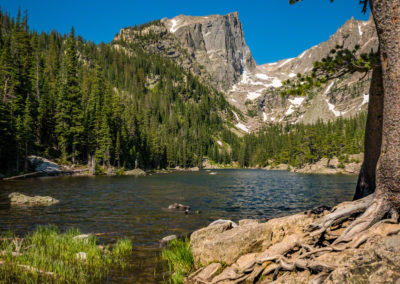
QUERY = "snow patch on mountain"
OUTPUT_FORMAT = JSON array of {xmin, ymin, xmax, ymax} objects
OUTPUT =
[{"xmin": 236, "ymin": 123, "xmax": 249, "ymax": 133}]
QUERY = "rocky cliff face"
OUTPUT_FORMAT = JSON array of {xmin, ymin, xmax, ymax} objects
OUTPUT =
[
  {"xmin": 228, "ymin": 16, "xmax": 378, "ymax": 132},
  {"xmin": 114, "ymin": 12, "xmax": 255, "ymax": 91},
  {"xmin": 161, "ymin": 12, "xmax": 256, "ymax": 90}
]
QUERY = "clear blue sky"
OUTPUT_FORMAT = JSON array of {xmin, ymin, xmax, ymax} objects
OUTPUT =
[{"xmin": 0, "ymin": 0, "xmax": 370, "ymax": 64}]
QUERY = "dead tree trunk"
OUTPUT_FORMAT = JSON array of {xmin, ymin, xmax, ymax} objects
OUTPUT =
[{"xmin": 354, "ymin": 65, "xmax": 383, "ymax": 200}]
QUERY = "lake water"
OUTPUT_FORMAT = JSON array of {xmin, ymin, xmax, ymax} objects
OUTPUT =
[{"xmin": 0, "ymin": 169, "xmax": 357, "ymax": 282}]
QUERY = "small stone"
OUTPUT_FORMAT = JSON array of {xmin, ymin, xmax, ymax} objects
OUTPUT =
[
  {"xmin": 76, "ymin": 252, "xmax": 87, "ymax": 261},
  {"xmin": 159, "ymin": 235, "xmax": 177, "ymax": 247},
  {"xmin": 73, "ymin": 234, "xmax": 91, "ymax": 241},
  {"xmin": 194, "ymin": 262, "xmax": 222, "ymax": 282}
]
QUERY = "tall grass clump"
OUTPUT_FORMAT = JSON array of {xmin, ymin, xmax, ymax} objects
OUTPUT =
[
  {"xmin": 161, "ymin": 238, "xmax": 194, "ymax": 284},
  {"xmin": 0, "ymin": 225, "xmax": 132, "ymax": 283}
]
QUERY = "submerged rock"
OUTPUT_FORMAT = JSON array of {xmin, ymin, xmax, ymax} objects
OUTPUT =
[
  {"xmin": 124, "ymin": 168, "xmax": 146, "ymax": 176},
  {"xmin": 8, "ymin": 192, "xmax": 59, "ymax": 207}
]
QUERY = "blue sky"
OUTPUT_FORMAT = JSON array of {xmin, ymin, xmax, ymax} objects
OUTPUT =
[{"xmin": 0, "ymin": 0, "xmax": 370, "ymax": 64}]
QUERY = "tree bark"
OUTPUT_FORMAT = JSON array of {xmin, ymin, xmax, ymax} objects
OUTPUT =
[
  {"xmin": 354, "ymin": 65, "xmax": 383, "ymax": 200},
  {"xmin": 371, "ymin": 0, "xmax": 400, "ymax": 210}
]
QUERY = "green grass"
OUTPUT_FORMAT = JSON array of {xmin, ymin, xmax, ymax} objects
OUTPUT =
[
  {"xmin": 161, "ymin": 238, "xmax": 194, "ymax": 284},
  {"xmin": 0, "ymin": 225, "xmax": 132, "ymax": 283}
]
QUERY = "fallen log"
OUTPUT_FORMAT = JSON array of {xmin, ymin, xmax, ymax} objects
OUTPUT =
[{"xmin": 3, "ymin": 172, "xmax": 43, "ymax": 180}]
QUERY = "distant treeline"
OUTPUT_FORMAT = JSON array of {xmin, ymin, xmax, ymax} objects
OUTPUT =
[{"xmin": 210, "ymin": 113, "xmax": 366, "ymax": 168}]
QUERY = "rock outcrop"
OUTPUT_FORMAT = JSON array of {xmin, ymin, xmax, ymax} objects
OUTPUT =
[
  {"xmin": 8, "ymin": 192, "xmax": 59, "ymax": 207},
  {"xmin": 187, "ymin": 206, "xmax": 400, "ymax": 284},
  {"xmin": 27, "ymin": 155, "xmax": 63, "ymax": 175}
]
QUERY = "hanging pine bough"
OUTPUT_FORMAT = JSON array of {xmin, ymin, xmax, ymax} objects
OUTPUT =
[{"xmin": 279, "ymin": 44, "xmax": 379, "ymax": 97}]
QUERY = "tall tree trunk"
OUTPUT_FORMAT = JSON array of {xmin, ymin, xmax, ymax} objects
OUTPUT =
[
  {"xmin": 372, "ymin": 0, "xmax": 400, "ymax": 211},
  {"xmin": 354, "ymin": 65, "xmax": 383, "ymax": 200}
]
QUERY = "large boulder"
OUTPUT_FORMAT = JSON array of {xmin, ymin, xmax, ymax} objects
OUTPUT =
[
  {"xmin": 190, "ymin": 213, "xmax": 313, "ymax": 266},
  {"xmin": 27, "ymin": 155, "xmax": 62, "ymax": 175},
  {"xmin": 8, "ymin": 192, "xmax": 59, "ymax": 207}
]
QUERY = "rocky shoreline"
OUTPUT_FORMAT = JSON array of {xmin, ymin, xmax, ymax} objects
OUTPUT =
[
  {"xmin": 184, "ymin": 201, "xmax": 400, "ymax": 283},
  {"xmin": 265, "ymin": 154, "xmax": 363, "ymax": 175}
]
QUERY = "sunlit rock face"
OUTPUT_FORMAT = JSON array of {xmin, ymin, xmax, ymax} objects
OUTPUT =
[{"xmin": 162, "ymin": 12, "xmax": 256, "ymax": 91}]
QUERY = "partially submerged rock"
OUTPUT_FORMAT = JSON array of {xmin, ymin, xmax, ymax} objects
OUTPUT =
[
  {"xmin": 8, "ymin": 192, "xmax": 59, "ymax": 207},
  {"xmin": 124, "ymin": 168, "xmax": 146, "ymax": 176},
  {"xmin": 168, "ymin": 203, "xmax": 191, "ymax": 211}
]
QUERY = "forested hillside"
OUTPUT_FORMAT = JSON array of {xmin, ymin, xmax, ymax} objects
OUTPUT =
[
  {"xmin": 0, "ymin": 9, "xmax": 235, "ymax": 173},
  {"xmin": 0, "ymin": 9, "xmax": 367, "ymax": 174}
]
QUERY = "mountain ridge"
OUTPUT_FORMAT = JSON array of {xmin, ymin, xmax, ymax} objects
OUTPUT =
[{"xmin": 114, "ymin": 12, "xmax": 377, "ymax": 133}]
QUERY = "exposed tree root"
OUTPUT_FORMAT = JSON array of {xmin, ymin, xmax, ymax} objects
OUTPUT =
[
  {"xmin": 307, "ymin": 194, "xmax": 374, "ymax": 237},
  {"xmin": 333, "ymin": 197, "xmax": 392, "ymax": 245}
]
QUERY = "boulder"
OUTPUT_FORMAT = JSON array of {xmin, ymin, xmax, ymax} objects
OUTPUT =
[
  {"xmin": 27, "ymin": 155, "xmax": 62, "ymax": 175},
  {"xmin": 190, "ymin": 213, "xmax": 313, "ymax": 266},
  {"xmin": 124, "ymin": 168, "xmax": 146, "ymax": 176},
  {"xmin": 8, "ymin": 192, "xmax": 59, "ymax": 207}
]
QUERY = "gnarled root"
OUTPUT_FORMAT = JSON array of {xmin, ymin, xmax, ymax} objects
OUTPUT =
[
  {"xmin": 333, "ymin": 197, "xmax": 392, "ymax": 245},
  {"xmin": 307, "ymin": 194, "xmax": 374, "ymax": 237}
]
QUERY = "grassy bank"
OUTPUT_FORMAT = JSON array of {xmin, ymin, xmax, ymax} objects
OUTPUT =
[
  {"xmin": 0, "ymin": 225, "xmax": 132, "ymax": 283},
  {"xmin": 162, "ymin": 238, "xmax": 194, "ymax": 283}
]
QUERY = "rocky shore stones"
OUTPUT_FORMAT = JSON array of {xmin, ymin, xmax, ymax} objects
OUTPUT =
[{"xmin": 124, "ymin": 168, "xmax": 146, "ymax": 176}]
